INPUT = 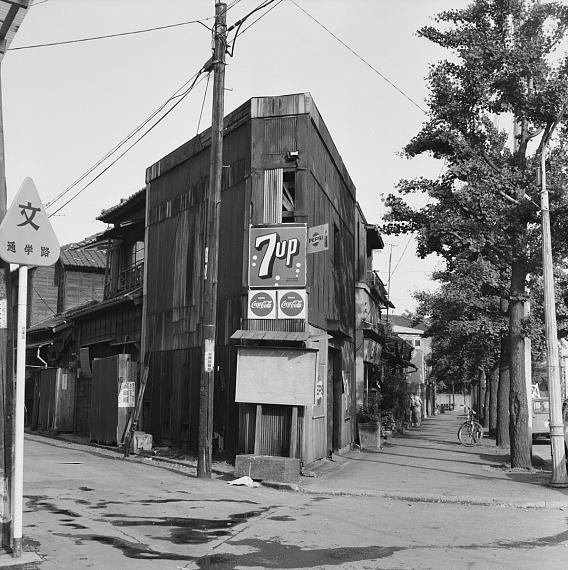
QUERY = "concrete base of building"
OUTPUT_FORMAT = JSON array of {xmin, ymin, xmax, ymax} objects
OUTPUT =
[{"xmin": 234, "ymin": 454, "xmax": 301, "ymax": 483}]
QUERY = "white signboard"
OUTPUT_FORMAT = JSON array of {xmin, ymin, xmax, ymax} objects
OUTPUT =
[
  {"xmin": 247, "ymin": 290, "xmax": 277, "ymax": 319},
  {"xmin": 235, "ymin": 347, "xmax": 317, "ymax": 405},
  {"xmin": 0, "ymin": 177, "xmax": 60, "ymax": 266},
  {"xmin": 277, "ymin": 289, "xmax": 307, "ymax": 319}
]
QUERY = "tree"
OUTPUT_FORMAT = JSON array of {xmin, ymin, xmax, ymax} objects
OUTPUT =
[
  {"xmin": 383, "ymin": 0, "xmax": 568, "ymax": 467},
  {"xmin": 415, "ymin": 258, "xmax": 505, "ymax": 387}
]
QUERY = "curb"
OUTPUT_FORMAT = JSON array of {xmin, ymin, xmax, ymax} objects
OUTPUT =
[{"xmin": 291, "ymin": 485, "xmax": 568, "ymax": 510}]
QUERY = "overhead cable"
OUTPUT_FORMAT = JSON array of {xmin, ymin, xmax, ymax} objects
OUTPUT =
[
  {"xmin": 48, "ymin": 70, "xmax": 208, "ymax": 217},
  {"xmin": 8, "ymin": 18, "xmax": 212, "ymax": 51},
  {"xmin": 289, "ymin": 0, "xmax": 427, "ymax": 115},
  {"xmin": 46, "ymin": 68, "xmax": 208, "ymax": 209}
]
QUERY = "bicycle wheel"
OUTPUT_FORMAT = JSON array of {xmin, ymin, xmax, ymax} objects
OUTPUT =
[
  {"xmin": 472, "ymin": 421, "xmax": 484, "ymax": 443},
  {"xmin": 458, "ymin": 422, "xmax": 476, "ymax": 446}
]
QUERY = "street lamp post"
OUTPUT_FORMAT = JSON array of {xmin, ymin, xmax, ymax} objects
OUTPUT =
[{"xmin": 540, "ymin": 147, "xmax": 568, "ymax": 487}]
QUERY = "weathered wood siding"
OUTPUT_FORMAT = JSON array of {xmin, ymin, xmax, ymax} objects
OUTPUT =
[
  {"xmin": 144, "ymin": 93, "xmax": 357, "ymax": 457},
  {"xmin": 62, "ymin": 270, "xmax": 105, "ymax": 312},
  {"xmin": 144, "ymin": 114, "xmax": 251, "ymax": 448},
  {"xmin": 29, "ymin": 266, "xmax": 58, "ymax": 326},
  {"xmin": 78, "ymin": 303, "xmax": 141, "ymax": 347}
]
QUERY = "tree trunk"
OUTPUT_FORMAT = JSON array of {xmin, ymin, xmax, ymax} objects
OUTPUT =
[
  {"xmin": 497, "ymin": 335, "xmax": 510, "ymax": 448},
  {"xmin": 482, "ymin": 370, "xmax": 490, "ymax": 429},
  {"xmin": 489, "ymin": 365, "xmax": 498, "ymax": 437},
  {"xmin": 509, "ymin": 259, "xmax": 531, "ymax": 468}
]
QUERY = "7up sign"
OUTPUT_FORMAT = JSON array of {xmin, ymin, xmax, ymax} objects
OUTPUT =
[{"xmin": 248, "ymin": 224, "xmax": 306, "ymax": 288}]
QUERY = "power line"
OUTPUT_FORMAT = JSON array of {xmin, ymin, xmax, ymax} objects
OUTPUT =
[
  {"xmin": 46, "ymin": 68, "xmax": 208, "ymax": 210},
  {"xmin": 390, "ymin": 162, "xmax": 446, "ymax": 278},
  {"xmin": 231, "ymin": 0, "xmax": 284, "ymax": 40},
  {"xmin": 289, "ymin": 0, "xmax": 427, "ymax": 115},
  {"xmin": 48, "ymin": 71, "xmax": 208, "ymax": 217},
  {"xmin": 14, "ymin": 0, "xmax": 246, "ymax": 51},
  {"xmin": 8, "ymin": 18, "xmax": 212, "ymax": 51},
  {"xmin": 197, "ymin": 72, "xmax": 212, "ymax": 135}
]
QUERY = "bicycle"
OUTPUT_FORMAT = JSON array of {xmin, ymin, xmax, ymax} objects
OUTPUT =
[{"xmin": 457, "ymin": 406, "xmax": 484, "ymax": 446}]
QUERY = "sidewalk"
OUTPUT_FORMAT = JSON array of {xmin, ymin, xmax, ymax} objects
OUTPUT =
[{"xmin": 297, "ymin": 411, "xmax": 568, "ymax": 509}]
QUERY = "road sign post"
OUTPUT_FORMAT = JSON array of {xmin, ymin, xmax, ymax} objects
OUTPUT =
[{"xmin": 0, "ymin": 177, "xmax": 59, "ymax": 556}]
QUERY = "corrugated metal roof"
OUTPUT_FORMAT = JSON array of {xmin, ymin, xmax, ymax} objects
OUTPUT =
[
  {"xmin": 59, "ymin": 247, "xmax": 106, "ymax": 270},
  {"xmin": 231, "ymin": 330, "xmax": 309, "ymax": 341},
  {"xmin": 0, "ymin": 1, "xmax": 29, "ymax": 56}
]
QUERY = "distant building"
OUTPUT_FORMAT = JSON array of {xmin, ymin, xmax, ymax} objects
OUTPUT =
[{"xmin": 389, "ymin": 315, "xmax": 432, "ymax": 414}]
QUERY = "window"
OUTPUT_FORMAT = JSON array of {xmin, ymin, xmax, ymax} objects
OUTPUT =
[
  {"xmin": 282, "ymin": 171, "xmax": 296, "ymax": 222},
  {"xmin": 124, "ymin": 241, "xmax": 144, "ymax": 268},
  {"xmin": 414, "ymin": 339, "xmax": 421, "ymax": 347},
  {"xmin": 263, "ymin": 169, "xmax": 297, "ymax": 223}
]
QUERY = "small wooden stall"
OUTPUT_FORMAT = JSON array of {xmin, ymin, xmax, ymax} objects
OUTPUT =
[{"xmin": 234, "ymin": 346, "xmax": 317, "ymax": 481}]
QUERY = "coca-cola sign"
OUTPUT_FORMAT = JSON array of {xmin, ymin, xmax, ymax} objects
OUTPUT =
[
  {"xmin": 247, "ymin": 290, "xmax": 276, "ymax": 319},
  {"xmin": 277, "ymin": 290, "xmax": 307, "ymax": 319}
]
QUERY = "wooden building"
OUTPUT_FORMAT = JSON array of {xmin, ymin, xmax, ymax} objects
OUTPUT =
[
  {"xmin": 25, "ymin": 190, "xmax": 145, "ymax": 442},
  {"xmin": 23, "ymin": 238, "xmax": 106, "ymax": 328},
  {"xmin": 143, "ymin": 93, "xmax": 359, "ymax": 467},
  {"xmin": 354, "ymin": 205, "xmax": 391, "ymax": 409}
]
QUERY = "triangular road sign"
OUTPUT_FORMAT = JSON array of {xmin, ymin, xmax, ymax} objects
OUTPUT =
[{"xmin": 0, "ymin": 177, "xmax": 60, "ymax": 266}]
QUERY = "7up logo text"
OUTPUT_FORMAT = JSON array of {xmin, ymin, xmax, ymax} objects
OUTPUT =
[{"xmin": 249, "ymin": 225, "xmax": 306, "ymax": 288}]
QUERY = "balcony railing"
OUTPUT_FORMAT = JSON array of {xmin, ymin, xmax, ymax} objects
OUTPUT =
[
  {"xmin": 104, "ymin": 261, "xmax": 144, "ymax": 298},
  {"xmin": 366, "ymin": 270, "xmax": 390, "ymax": 307}
]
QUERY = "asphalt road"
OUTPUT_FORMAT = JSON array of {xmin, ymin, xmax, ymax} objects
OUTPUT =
[{"xmin": 12, "ymin": 435, "xmax": 568, "ymax": 569}]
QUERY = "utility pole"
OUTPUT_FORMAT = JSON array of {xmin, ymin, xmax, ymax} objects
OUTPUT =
[
  {"xmin": 0, "ymin": 56, "xmax": 14, "ymax": 552},
  {"xmin": 540, "ymin": 147, "xmax": 568, "ymax": 487},
  {"xmin": 198, "ymin": 1, "xmax": 227, "ymax": 479}
]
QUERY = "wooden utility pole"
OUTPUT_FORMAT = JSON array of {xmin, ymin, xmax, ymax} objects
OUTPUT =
[{"xmin": 198, "ymin": 1, "xmax": 226, "ymax": 478}]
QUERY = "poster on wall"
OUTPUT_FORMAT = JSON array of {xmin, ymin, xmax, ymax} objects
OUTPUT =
[{"xmin": 248, "ymin": 224, "xmax": 306, "ymax": 288}]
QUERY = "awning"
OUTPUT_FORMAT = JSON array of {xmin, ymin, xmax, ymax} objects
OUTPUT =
[{"xmin": 230, "ymin": 330, "xmax": 309, "ymax": 342}]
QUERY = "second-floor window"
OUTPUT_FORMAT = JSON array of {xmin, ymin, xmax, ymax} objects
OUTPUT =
[
  {"xmin": 125, "ymin": 241, "xmax": 144, "ymax": 268},
  {"xmin": 263, "ymin": 169, "xmax": 297, "ymax": 223}
]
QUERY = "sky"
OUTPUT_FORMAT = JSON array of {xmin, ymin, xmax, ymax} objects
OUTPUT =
[{"xmin": 2, "ymin": 0, "xmax": 473, "ymax": 313}]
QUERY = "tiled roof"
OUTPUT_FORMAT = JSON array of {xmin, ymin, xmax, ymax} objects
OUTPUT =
[
  {"xmin": 59, "ymin": 247, "xmax": 106, "ymax": 270},
  {"xmin": 388, "ymin": 315, "xmax": 427, "ymax": 332},
  {"xmin": 97, "ymin": 188, "xmax": 146, "ymax": 222}
]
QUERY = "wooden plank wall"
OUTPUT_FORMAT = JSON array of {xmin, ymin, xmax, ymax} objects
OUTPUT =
[
  {"xmin": 29, "ymin": 266, "xmax": 58, "ymax": 327},
  {"xmin": 90, "ymin": 356, "xmax": 119, "ymax": 445},
  {"xmin": 54, "ymin": 368, "xmax": 75, "ymax": 432},
  {"xmin": 78, "ymin": 303, "xmax": 142, "ymax": 347},
  {"xmin": 144, "ymin": 120, "xmax": 251, "ymax": 451},
  {"xmin": 63, "ymin": 271, "xmax": 105, "ymax": 312}
]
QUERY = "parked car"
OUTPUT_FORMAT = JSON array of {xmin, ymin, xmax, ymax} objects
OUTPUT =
[{"xmin": 531, "ymin": 398, "xmax": 550, "ymax": 442}]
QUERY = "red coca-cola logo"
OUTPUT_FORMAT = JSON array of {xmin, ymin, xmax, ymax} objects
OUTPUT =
[
  {"xmin": 249, "ymin": 292, "xmax": 274, "ymax": 317},
  {"xmin": 279, "ymin": 291, "xmax": 305, "ymax": 317}
]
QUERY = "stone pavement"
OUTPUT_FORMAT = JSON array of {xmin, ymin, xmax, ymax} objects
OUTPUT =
[{"xmin": 296, "ymin": 410, "xmax": 568, "ymax": 509}]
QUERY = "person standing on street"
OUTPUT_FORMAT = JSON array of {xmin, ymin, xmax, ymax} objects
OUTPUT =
[{"xmin": 410, "ymin": 393, "xmax": 422, "ymax": 427}]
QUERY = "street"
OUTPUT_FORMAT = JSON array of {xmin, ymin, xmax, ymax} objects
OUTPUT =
[{"xmin": 11, "ymin": 413, "xmax": 568, "ymax": 569}]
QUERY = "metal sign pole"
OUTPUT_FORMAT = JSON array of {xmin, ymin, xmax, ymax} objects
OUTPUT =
[{"xmin": 12, "ymin": 264, "xmax": 27, "ymax": 556}]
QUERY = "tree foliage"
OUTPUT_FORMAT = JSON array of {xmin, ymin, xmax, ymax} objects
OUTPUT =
[{"xmin": 383, "ymin": 0, "xmax": 568, "ymax": 467}]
